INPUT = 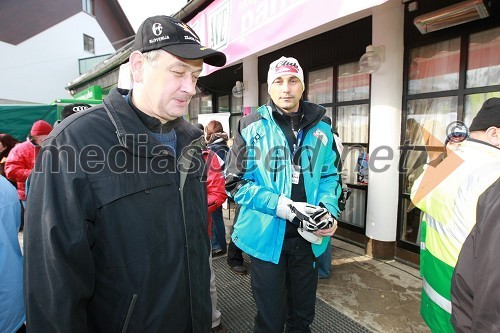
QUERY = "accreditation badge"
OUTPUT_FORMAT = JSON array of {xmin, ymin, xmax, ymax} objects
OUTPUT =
[{"xmin": 292, "ymin": 165, "xmax": 301, "ymax": 184}]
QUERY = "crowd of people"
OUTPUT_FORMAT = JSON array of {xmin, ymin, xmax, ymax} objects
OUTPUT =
[{"xmin": 1, "ymin": 13, "xmax": 498, "ymax": 333}]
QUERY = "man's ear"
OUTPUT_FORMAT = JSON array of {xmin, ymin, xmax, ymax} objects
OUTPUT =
[
  {"xmin": 129, "ymin": 51, "xmax": 144, "ymax": 83},
  {"xmin": 486, "ymin": 126, "xmax": 499, "ymax": 147}
]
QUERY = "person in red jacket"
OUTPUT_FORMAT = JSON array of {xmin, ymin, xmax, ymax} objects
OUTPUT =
[
  {"xmin": 198, "ymin": 122, "xmax": 229, "ymax": 333},
  {"xmin": 5, "ymin": 120, "xmax": 52, "ymax": 205},
  {"xmin": 203, "ymin": 146, "xmax": 230, "ymax": 333}
]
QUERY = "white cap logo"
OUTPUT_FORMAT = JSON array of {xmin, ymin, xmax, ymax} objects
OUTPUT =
[{"xmin": 152, "ymin": 23, "xmax": 163, "ymax": 36}]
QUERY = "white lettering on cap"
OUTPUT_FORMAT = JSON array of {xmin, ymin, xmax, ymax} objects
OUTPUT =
[{"xmin": 149, "ymin": 36, "xmax": 170, "ymax": 44}]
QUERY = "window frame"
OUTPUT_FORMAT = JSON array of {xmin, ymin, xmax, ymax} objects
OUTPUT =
[
  {"xmin": 398, "ymin": 26, "xmax": 500, "ymax": 253},
  {"xmin": 306, "ymin": 61, "xmax": 371, "ymax": 233},
  {"xmin": 83, "ymin": 34, "xmax": 95, "ymax": 54},
  {"xmin": 82, "ymin": 0, "xmax": 95, "ymax": 15}
]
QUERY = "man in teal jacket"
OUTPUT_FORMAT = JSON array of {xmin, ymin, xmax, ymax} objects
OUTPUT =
[{"xmin": 225, "ymin": 56, "xmax": 341, "ymax": 332}]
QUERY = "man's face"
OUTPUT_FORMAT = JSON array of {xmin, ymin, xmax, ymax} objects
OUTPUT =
[
  {"xmin": 470, "ymin": 126, "xmax": 500, "ymax": 147},
  {"xmin": 136, "ymin": 50, "xmax": 203, "ymax": 122},
  {"xmin": 269, "ymin": 75, "xmax": 303, "ymax": 113},
  {"xmin": 33, "ymin": 135, "xmax": 48, "ymax": 145}
]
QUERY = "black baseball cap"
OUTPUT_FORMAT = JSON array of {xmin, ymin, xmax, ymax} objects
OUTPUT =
[
  {"xmin": 469, "ymin": 97, "xmax": 500, "ymax": 131},
  {"xmin": 133, "ymin": 15, "xmax": 226, "ymax": 67}
]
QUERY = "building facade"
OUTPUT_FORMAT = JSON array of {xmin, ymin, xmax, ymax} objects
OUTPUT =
[
  {"xmin": 0, "ymin": 0, "xmax": 134, "ymax": 103},
  {"xmin": 66, "ymin": 0, "xmax": 500, "ymax": 265}
]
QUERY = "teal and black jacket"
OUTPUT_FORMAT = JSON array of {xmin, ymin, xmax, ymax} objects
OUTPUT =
[{"xmin": 225, "ymin": 101, "xmax": 341, "ymax": 264}]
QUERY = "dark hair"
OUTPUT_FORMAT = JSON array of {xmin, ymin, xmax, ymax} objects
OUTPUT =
[
  {"xmin": 61, "ymin": 103, "xmax": 91, "ymax": 120},
  {"xmin": 0, "ymin": 133, "xmax": 20, "ymax": 158}
]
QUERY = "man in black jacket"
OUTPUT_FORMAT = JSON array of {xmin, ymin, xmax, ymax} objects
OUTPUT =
[
  {"xmin": 451, "ymin": 98, "xmax": 500, "ymax": 332},
  {"xmin": 451, "ymin": 178, "xmax": 500, "ymax": 332},
  {"xmin": 24, "ymin": 15, "xmax": 226, "ymax": 332}
]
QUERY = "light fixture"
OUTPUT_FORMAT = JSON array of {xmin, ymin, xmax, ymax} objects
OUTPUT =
[
  {"xmin": 232, "ymin": 81, "xmax": 244, "ymax": 98},
  {"xmin": 359, "ymin": 45, "xmax": 384, "ymax": 74},
  {"xmin": 414, "ymin": 0, "xmax": 489, "ymax": 34}
]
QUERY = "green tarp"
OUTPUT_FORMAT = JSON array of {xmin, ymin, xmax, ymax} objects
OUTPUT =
[{"xmin": 0, "ymin": 104, "xmax": 58, "ymax": 141}]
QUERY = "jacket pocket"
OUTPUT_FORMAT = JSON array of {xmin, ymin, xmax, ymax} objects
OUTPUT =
[{"xmin": 121, "ymin": 294, "xmax": 137, "ymax": 333}]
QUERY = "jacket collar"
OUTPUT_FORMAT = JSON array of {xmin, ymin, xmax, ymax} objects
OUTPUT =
[
  {"xmin": 261, "ymin": 100, "xmax": 326, "ymax": 128},
  {"xmin": 103, "ymin": 88, "xmax": 205, "ymax": 158}
]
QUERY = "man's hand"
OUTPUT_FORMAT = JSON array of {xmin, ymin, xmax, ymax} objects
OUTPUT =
[
  {"xmin": 275, "ymin": 195, "xmax": 323, "ymax": 225},
  {"xmin": 313, "ymin": 215, "xmax": 338, "ymax": 237}
]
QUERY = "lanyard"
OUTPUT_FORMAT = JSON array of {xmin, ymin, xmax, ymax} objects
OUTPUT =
[{"xmin": 292, "ymin": 129, "xmax": 303, "ymax": 157}]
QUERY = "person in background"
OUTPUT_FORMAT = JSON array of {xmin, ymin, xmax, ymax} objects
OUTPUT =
[
  {"xmin": 23, "ymin": 15, "xmax": 226, "ymax": 332},
  {"xmin": 225, "ymin": 56, "xmax": 340, "ymax": 332},
  {"xmin": 4, "ymin": 120, "xmax": 52, "ymax": 206},
  {"xmin": 226, "ymin": 204, "xmax": 248, "ymax": 275},
  {"xmin": 205, "ymin": 120, "xmax": 230, "ymax": 256},
  {"xmin": 317, "ymin": 125, "xmax": 346, "ymax": 279},
  {"xmin": 54, "ymin": 103, "xmax": 91, "ymax": 126},
  {"xmin": 202, "ymin": 121, "xmax": 247, "ymax": 275},
  {"xmin": 411, "ymin": 97, "xmax": 500, "ymax": 333},
  {"xmin": 0, "ymin": 133, "xmax": 20, "ymax": 180},
  {"xmin": 204, "ymin": 143, "xmax": 230, "ymax": 333},
  {"xmin": 0, "ymin": 175, "xmax": 25, "ymax": 333},
  {"xmin": 198, "ymin": 122, "xmax": 230, "ymax": 333}
]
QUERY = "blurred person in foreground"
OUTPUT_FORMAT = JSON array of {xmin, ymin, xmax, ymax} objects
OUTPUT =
[
  {"xmin": 451, "ymin": 178, "xmax": 500, "ymax": 333},
  {"xmin": 411, "ymin": 97, "xmax": 500, "ymax": 333},
  {"xmin": 450, "ymin": 99, "xmax": 500, "ymax": 333},
  {"xmin": 225, "ymin": 56, "xmax": 341, "ymax": 332},
  {"xmin": 4, "ymin": 120, "xmax": 52, "ymax": 206},
  {"xmin": 0, "ymin": 175, "xmax": 25, "ymax": 333},
  {"xmin": 24, "ymin": 15, "xmax": 226, "ymax": 332}
]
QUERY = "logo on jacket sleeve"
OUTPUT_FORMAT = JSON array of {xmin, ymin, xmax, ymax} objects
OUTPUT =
[{"xmin": 313, "ymin": 129, "xmax": 328, "ymax": 146}]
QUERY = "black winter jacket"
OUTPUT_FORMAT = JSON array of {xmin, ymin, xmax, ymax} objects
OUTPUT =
[
  {"xmin": 24, "ymin": 88, "xmax": 211, "ymax": 332},
  {"xmin": 451, "ymin": 177, "xmax": 500, "ymax": 332}
]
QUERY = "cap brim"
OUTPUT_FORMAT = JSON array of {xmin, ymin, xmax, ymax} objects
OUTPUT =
[{"xmin": 162, "ymin": 43, "xmax": 226, "ymax": 67}]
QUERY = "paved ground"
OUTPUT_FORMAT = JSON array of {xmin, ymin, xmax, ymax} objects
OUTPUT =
[
  {"xmin": 318, "ymin": 238, "xmax": 430, "ymax": 333},
  {"xmin": 213, "ymin": 254, "xmax": 373, "ymax": 333},
  {"xmin": 19, "ymin": 229, "xmax": 431, "ymax": 332}
]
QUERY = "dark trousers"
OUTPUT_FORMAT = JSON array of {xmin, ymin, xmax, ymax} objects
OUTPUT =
[
  {"xmin": 211, "ymin": 207, "xmax": 227, "ymax": 253},
  {"xmin": 227, "ymin": 238, "xmax": 244, "ymax": 267},
  {"xmin": 227, "ymin": 202, "xmax": 244, "ymax": 267},
  {"xmin": 250, "ymin": 237, "xmax": 318, "ymax": 333}
]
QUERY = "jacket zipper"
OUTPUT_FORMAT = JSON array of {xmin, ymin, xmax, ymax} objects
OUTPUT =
[
  {"xmin": 273, "ymin": 150, "xmax": 278, "ymax": 182},
  {"xmin": 308, "ymin": 154, "xmax": 313, "ymax": 178},
  {"xmin": 121, "ymin": 294, "xmax": 137, "ymax": 333}
]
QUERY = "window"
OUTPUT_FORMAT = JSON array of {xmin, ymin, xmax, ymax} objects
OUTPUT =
[
  {"xmin": 308, "ymin": 68, "xmax": 333, "ymax": 104},
  {"xmin": 408, "ymin": 39, "xmax": 460, "ymax": 94},
  {"xmin": 83, "ymin": 34, "xmax": 95, "ymax": 54},
  {"xmin": 82, "ymin": 0, "xmax": 94, "ymax": 15},
  {"xmin": 466, "ymin": 27, "xmax": 500, "ymax": 89},
  {"xmin": 229, "ymin": 94, "xmax": 243, "ymax": 139},
  {"xmin": 259, "ymin": 83, "xmax": 268, "ymax": 106},
  {"xmin": 188, "ymin": 96, "xmax": 200, "ymax": 122},
  {"xmin": 200, "ymin": 95, "xmax": 212, "ymax": 114},
  {"xmin": 217, "ymin": 95, "xmax": 230, "ymax": 113},
  {"xmin": 231, "ymin": 94, "xmax": 242, "ymax": 114},
  {"xmin": 307, "ymin": 63, "xmax": 371, "ymax": 230},
  {"xmin": 400, "ymin": 26, "xmax": 500, "ymax": 249}
]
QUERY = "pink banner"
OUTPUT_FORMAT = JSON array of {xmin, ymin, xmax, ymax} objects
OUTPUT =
[{"xmin": 188, "ymin": 0, "xmax": 388, "ymax": 75}]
